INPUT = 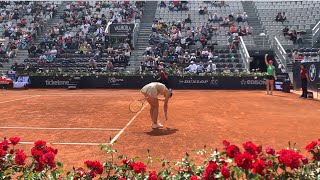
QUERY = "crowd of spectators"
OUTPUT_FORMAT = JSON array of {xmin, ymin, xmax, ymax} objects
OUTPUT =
[
  {"xmin": 141, "ymin": 0, "xmax": 250, "ymax": 73},
  {"xmin": 275, "ymin": 12, "xmax": 286, "ymax": 23},
  {"xmin": 0, "ymin": 1, "xmax": 56, "ymax": 59},
  {"xmin": 26, "ymin": 1, "xmax": 145, "ymax": 71}
]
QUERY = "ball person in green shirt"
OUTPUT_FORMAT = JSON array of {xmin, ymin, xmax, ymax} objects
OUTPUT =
[{"xmin": 264, "ymin": 54, "xmax": 276, "ymax": 95}]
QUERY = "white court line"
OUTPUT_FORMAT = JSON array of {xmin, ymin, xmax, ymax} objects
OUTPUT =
[
  {"xmin": 19, "ymin": 142, "xmax": 108, "ymax": 146},
  {"xmin": 0, "ymin": 127, "xmax": 121, "ymax": 131},
  {"xmin": 110, "ymin": 104, "xmax": 147, "ymax": 144},
  {"xmin": 0, "ymin": 95, "xmax": 39, "ymax": 104}
]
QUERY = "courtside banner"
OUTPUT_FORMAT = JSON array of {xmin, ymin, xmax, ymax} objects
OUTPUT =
[{"xmin": 29, "ymin": 76, "xmax": 266, "ymax": 90}]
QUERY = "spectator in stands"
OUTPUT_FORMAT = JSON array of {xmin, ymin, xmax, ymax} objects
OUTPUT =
[
  {"xmin": 297, "ymin": 33, "xmax": 303, "ymax": 45},
  {"xmin": 199, "ymin": 6, "xmax": 204, "ymax": 15},
  {"xmin": 289, "ymin": 30, "xmax": 297, "ymax": 44},
  {"xmin": 89, "ymin": 58, "xmax": 97, "ymax": 69},
  {"xmin": 9, "ymin": 42, "xmax": 17, "ymax": 57},
  {"xmin": 184, "ymin": 14, "xmax": 192, "ymax": 24},
  {"xmin": 27, "ymin": 44, "xmax": 36, "ymax": 56},
  {"xmin": 208, "ymin": 13, "xmax": 220, "ymax": 23},
  {"xmin": 197, "ymin": 62, "xmax": 205, "ymax": 73},
  {"xmin": 275, "ymin": 12, "xmax": 282, "ymax": 22},
  {"xmin": 106, "ymin": 60, "xmax": 113, "ymax": 70},
  {"xmin": 281, "ymin": 12, "xmax": 287, "ymax": 22},
  {"xmin": 185, "ymin": 61, "xmax": 197, "ymax": 73},
  {"xmin": 278, "ymin": 64, "xmax": 286, "ymax": 73},
  {"xmin": 282, "ymin": 26, "xmax": 289, "ymax": 36},
  {"xmin": 158, "ymin": 68, "xmax": 169, "ymax": 88},
  {"xmin": 200, "ymin": 36, "xmax": 208, "ymax": 48},
  {"xmin": 159, "ymin": 1, "xmax": 166, "ymax": 8},
  {"xmin": 236, "ymin": 13, "xmax": 243, "ymax": 23},
  {"xmin": 206, "ymin": 60, "xmax": 216, "ymax": 73}
]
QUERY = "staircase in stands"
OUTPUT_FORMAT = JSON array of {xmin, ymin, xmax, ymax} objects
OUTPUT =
[
  {"xmin": 127, "ymin": 1, "xmax": 158, "ymax": 72},
  {"xmin": 241, "ymin": 1, "xmax": 271, "ymax": 50},
  {"xmin": 0, "ymin": 3, "xmax": 65, "ymax": 71}
]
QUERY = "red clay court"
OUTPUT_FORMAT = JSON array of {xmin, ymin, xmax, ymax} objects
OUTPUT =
[{"xmin": 0, "ymin": 89, "xmax": 319, "ymax": 169}]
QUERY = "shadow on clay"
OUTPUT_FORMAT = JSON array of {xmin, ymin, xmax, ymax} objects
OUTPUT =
[{"xmin": 144, "ymin": 128, "xmax": 178, "ymax": 136}]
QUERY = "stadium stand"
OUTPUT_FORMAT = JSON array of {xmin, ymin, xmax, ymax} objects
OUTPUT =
[
  {"xmin": 137, "ymin": 1, "xmax": 250, "ymax": 73},
  {"xmin": 1, "ymin": 1, "xmax": 320, "ymax": 76},
  {"xmin": 254, "ymin": 1, "xmax": 320, "ymax": 48},
  {"xmin": 6, "ymin": 1, "xmax": 145, "ymax": 72},
  {"xmin": 0, "ymin": 1, "xmax": 60, "ymax": 69}
]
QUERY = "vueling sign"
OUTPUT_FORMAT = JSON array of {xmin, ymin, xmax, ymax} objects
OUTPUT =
[{"xmin": 110, "ymin": 24, "xmax": 134, "ymax": 33}]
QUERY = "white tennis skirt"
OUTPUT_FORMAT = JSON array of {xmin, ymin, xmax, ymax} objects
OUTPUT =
[{"xmin": 140, "ymin": 84, "xmax": 158, "ymax": 98}]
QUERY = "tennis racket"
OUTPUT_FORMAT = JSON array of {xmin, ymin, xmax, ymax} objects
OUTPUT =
[{"xmin": 129, "ymin": 99, "xmax": 146, "ymax": 113}]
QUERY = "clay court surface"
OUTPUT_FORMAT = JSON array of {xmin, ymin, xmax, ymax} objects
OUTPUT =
[{"xmin": 0, "ymin": 89, "xmax": 320, "ymax": 170}]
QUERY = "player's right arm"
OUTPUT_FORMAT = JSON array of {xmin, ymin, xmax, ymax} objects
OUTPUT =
[{"xmin": 264, "ymin": 54, "xmax": 268, "ymax": 65}]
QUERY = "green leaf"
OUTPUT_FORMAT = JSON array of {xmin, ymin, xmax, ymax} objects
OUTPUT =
[{"xmin": 56, "ymin": 161, "xmax": 63, "ymax": 168}]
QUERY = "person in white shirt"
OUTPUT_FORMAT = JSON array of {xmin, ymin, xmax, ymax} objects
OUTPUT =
[
  {"xmin": 201, "ymin": 48, "xmax": 209, "ymax": 56},
  {"xmin": 50, "ymin": 46, "xmax": 58, "ymax": 55},
  {"xmin": 96, "ymin": 27, "xmax": 104, "ymax": 36},
  {"xmin": 175, "ymin": 45, "xmax": 182, "ymax": 54},
  {"xmin": 206, "ymin": 60, "xmax": 216, "ymax": 73},
  {"xmin": 185, "ymin": 61, "xmax": 198, "ymax": 73}
]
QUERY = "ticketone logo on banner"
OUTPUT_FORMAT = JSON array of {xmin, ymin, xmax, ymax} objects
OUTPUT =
[
  {"xmin": 45, "ymin": 80, "xmax": 69, "ymax": 86},
  {"xmin": 241, "ymin": 79, "xmax": 266, "ymax": 85},
  {"xmin": 108, "ymin": 77, "xmax": 124, "ymax": 84}
]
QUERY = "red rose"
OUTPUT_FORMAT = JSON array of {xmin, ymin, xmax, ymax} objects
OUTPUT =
[
  {"xmin": 252, "ymin": 159, "xmax": 266, "ymax": 176},
  {"xmin": 242, "ymin": 141, "xmax": 259, "ymax": 156},
  {"xmin": 220, "ymin": 166, "xmax": 230, "ymax": 179},
  {"xmin": 119, "ymin": 178, "xmax": 126, "ymax": 180},
  {"xmin": 0, "ymin": 149, "xmax": 6, "ymax": 157},
  {"xmin": 223, "ymin": 140, "xmax": 231, "ymax": 149},
  {"xmin": 226, "ymin": 145, "xmax": 240, "ymax": 158},
  {"xmin": 122, "ymin": 159, "xmax": 128, "ymax": 164},
  {"xmin": 34, "ymin": 140, "xmax": 46, "ymax": 149},
  {"xmin": 14, "ymin": 149, "xmax": 26, "ymax": 166},
  {"xmin": 9, "ymin": 149, "xmax": 14, "ymax": 154},
  {"xmin": 41, "ymin": 152, "xmax": 56, "ymax": 169},
  {"xmin": 234, "ymin": 152, "xmax": 253, "ymax": 170},
  {"xmin": 89, "ymin": 170, "xmax": 96, "ymax": 178},
  {"xmin": 84, "ymin": 161, "xmax": 103, "ymax": 177},
  {"xmin": 277, "ymin": 149, "xmax": 304, "ymax": 169},
  {"xmin": 31, "ymin": 147, "xmax": 43, "ymax": 161},
  {"xmin": 45, "ymin": 146, "xmax": 58, "ymax": 154},
  {"xmin": 9, "ymin": 137, "xmax": 20, "ymax": 145},
  {"xmin": 190, "ymin": 175, "xmax": 200, "ymax": 180},
  {"xmin": 36, "ymin": 162, "xmax": 44, "ymax": 171},
  {"xmin": 203, "ymin": 161, "xmax": 219, "ymax": 180},
  {"xmin": 1, "ymin": 140, "xmax": 9, "ymax": 150},
  {"xmin": 306, "ymin": 141, "xmax": 318, "ymax": 152},
  {"xmin": 148, "ymin": 171, "xmax": 158, "ymax": 180},
  {"xmin": 265, "ymin": 146, "xmax": 275, "ymax": 155},
  {"xmin": 133, "ymin": 162, "xmax": 146, "ymax": 174}
]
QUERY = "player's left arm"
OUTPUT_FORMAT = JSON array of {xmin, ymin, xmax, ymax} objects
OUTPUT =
[{"xmin": 163, "ymin": 96, "xmax": 169, "ymax": 120}]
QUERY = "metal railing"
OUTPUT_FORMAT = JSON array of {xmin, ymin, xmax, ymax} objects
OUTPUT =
[
  {"xmin": 239, "ymin": 36, "xmax": 250, "ymax": 71},
  {"xmin": 312, "ymin": 20, "xmax": 320, "ymax": 46},
  {"xmin": 132, "ymin": 23, "xmax": 140, "ymax": 49},
  {"xmin": 272, "ymin": 36, "xmax": 287, "ymax": 70}
]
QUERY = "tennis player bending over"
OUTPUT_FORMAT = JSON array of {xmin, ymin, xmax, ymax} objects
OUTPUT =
[{"xmin": 140, "ymin": 82, "xmax": 173, "ymax": 129}]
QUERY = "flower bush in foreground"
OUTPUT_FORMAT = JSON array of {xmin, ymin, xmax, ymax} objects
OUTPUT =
[{"xmin": 0, "ymin": 137, "xmax": 319, "ymax": 179}]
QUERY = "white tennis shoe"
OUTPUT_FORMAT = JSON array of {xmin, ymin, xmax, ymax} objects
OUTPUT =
[{"xmin": 152, "ymin": 123, "xmax": 163, "ymax": 129}]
